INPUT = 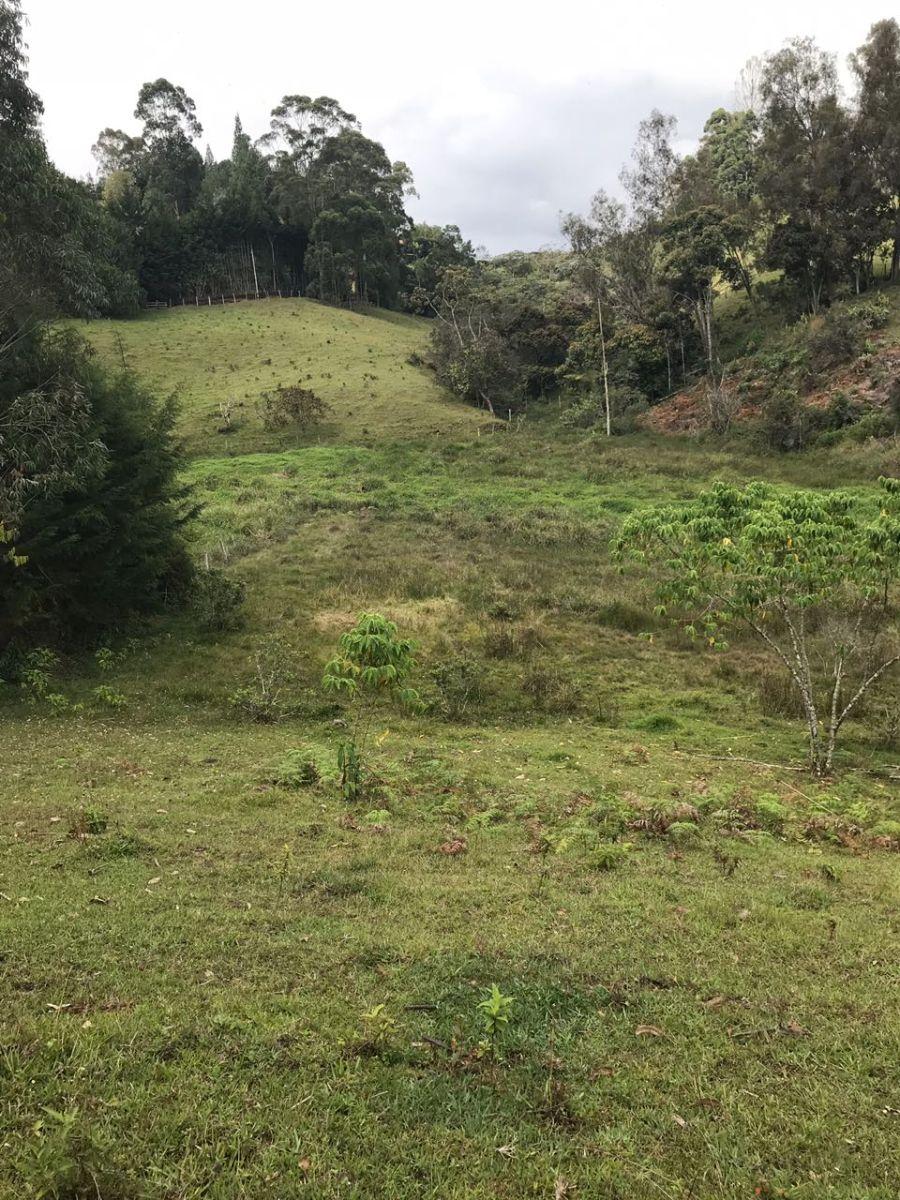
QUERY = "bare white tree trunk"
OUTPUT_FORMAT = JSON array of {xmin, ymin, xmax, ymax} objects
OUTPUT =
[
  {"xmin": 250, "ymin": 245, "xmax": 260, "ymax": 300},
  {"xmin": 597, "ymin": 295, "xmax": 611, "ymax": 437}
]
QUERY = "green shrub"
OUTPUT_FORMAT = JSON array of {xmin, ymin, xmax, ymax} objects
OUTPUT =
[
  {"xmin": 590, "ymin": 842, "xmax": 631, "ymax": 870},
  {"xmin": 667, "ymin": 820, "xmax": 700, "ymax": 845},
  {"xmin": 844, "ymin": 293, "xmax": 891, "ymax": 331},
  {"xmin": 429, "ymin": 655, "xmax": 488, "ymax": 720},
  {"xmin": 757, "ymin": 670, "xmax": 804, "ymax": 718},
  {"xmin": 587, "ymin": 792, "xmax": 632, "ymax": 837},
  {"xmin": 230, "ymin": 636, "xmax": 299, "ymax": 723},
  {"xmin": 69, "ymin": 806, "xmax": 108, "ymax": 838},
  {"xmin": 191, "ymin": 568, "xmax": 246, "ymax": 632},
  {"xmin": 753, "ymin": 794, "xmax": 790, "ymax": 833},
  {"xmin": 274, "ymin": 747, "xmax": 321, "ymax": 789},
  {"xmin": 521, "ymin": 662, "xmax": 581, "ymax": 714},
  {"xmin": 92, "ymin": 683, "xmax": 127, "ymax": 711},
  {"xmin": 1, "ymin": 328, "xmax": 192, "ymax": 648},
  {"xmin": 258, "ymin": 383, "xmax": 331, "ymax": 431}
]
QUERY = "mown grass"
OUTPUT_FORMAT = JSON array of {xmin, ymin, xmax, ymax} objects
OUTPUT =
[{"xmin": 2, "ymin": 299, "xmax": 899, "ymax": 1199}]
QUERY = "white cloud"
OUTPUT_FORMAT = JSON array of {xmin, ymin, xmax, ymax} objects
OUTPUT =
[{"xmin": 24, "ymin": 0, "xmax": 893, "ymax": 252}]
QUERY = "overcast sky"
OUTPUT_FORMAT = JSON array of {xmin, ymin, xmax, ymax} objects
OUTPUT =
[{"xmin": 24, "ymin": 0, "xmax": 895, "ymax": 254}]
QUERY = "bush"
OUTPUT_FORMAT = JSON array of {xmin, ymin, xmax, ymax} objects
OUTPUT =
[
  {"xmin": 191, "ymin": 568, "xmax": 246, "ymax": 632},
  {"xmin": 754, "ymin": 794, "xmax": 790, "ymax": 833},
  {"xmin": 230, "ymin": 636, "xmax": 299, "ymax": 723},
  {"xmin": 757, "ymin": 670, "xmax": 804, "ymax": 718},
  {"xmin": 806, "ymin": 310, "xmax": 864, "ymax": 376},
  {"xmin": 844, "ymin": 293, "xmax": 891, "ymax": 331},
  {"xmin": 92, "ymin": 683, "xmax": 127, "ymax": 710},
  {"xmin": 590, "ymin": 842, "xmax": 631, "ymax": 871},
  {"xmin": 0, "ymin": 327, "xmax": 192, "ymax": 650},
  {"xmin": 274, "ymin": 747, "xmax": 321, "ymax": 789},
  {"xmin": 521, "ymin": 662, "xmax": 581, "ymax": 714},
  {"xmin": 759, "ymin": 388, "xmax": 826, "ymax": 451},
  {"xmin": 259, "ymin": 384, "xmax": 331, "ymax": 432},
  {"xmin": 429, "ymin": 655, "xmax": 489, "ymax": 721}
]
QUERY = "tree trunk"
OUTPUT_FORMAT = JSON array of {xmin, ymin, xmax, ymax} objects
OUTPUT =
[
  {"xmin": 250, "ymin": 245, "xmax": 260, "ymax": 299},
  {"xmin": 268, "ymin": 234, "xmax": 277, "ymax": 292},
  {"xmin": 597, "ymin": 294, "xmax": 611, "ymax": 438}
]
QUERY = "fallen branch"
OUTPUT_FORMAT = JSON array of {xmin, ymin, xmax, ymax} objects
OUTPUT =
[{"xmin": 672, "ymin": 749, "xmax": 807, "ymax": 773}]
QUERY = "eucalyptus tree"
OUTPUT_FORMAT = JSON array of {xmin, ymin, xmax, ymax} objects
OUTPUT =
[
  {"xmin": 560, "ymin": 192, "xmax": 624, "ymax": 436},
  {"xmin": 757, "ymin": 38, "xmax": 883, "ymax": 308},
  {"xmin": 851, "ymin": 19, "xmax": 900, "ymax": 280},
  {"xmin": 620, "ymin": 109, "xmax": 680, "ymax": 226}
]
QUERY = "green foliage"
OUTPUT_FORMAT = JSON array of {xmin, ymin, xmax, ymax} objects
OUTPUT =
[
  {"xmin": 616, "ymin": 479, "xmax": 900, "ymax": 773},
  {"xmin": 429, "ymin": 655, "xmax": 488, "ymax": 721},
  {"xmin": 190, "ymin": 568, "xmax": 246, "ymax": 632},
  {"xmin": 336, "ymin": 739, "xmax": 363, "ymax": 802},
  {"xmin": 230, "ymin": 635, "xmax": 299, "ymax": 723},
  {"xmin": 323, "ymin": 612, "xmax": 419, "ymax": 708},
  {"xmin": 476, "ymin": 983, "xmax": 514, "ymax": 1044},
  {"xmin": 274, "ymin": 747, "xmax": 321, "ymax": 789},
  {"xmin": 92, "ymin": 683, "xmax": 127, "ymax": 711},
  {"xmin": 323, "ymin": 612, "xmax": 419, "ymax": 800},
  {"xmin": 359, "ymin": 1002, "xmax": 397, "ymax": 1051},
  {"xmin": 258, "ymin": 384, "xmax": 332, "ymax": 432},
  {"xmin": 1, "ymin": 328, "xmax": 193, "ymax": 649},
  {"xmin": 590, "ymin": 841, "xmax": 632, "ymax": 870}
]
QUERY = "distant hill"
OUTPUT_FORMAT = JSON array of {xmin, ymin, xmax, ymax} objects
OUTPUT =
[{"xmin": 81, "ymin": 298, "xmax": 492, "ymax": 459}]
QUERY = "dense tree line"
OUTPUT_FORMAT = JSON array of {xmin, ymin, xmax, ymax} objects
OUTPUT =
[
  {"xmin": 428, "ymin": 21, "xmax": 900, "ymax": 430},
  {"xmin": 1, "ymin": 0, "xmax": 191, "ymax": 651},
  {"xmin": 89, "ymin": 83, "xmax": 474, "ymax": 309}
]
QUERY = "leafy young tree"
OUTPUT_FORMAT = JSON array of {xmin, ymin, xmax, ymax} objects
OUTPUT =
[
  {"xmin": 660, "ymin": 205, "xmax": 752, "ymax": 380},
  {"xmin": 615, "ymin": 480, "xmax": 900, "ymax": 776},
  {"xmin": 322, "ymin": 613, "xmax": 420, "ymax": 801},
  {"xmin": 560, "ymin": 192, "xmax": 624, "ymax": 436},
  {"xmin": 405, "ymin": 223, "xmax": 475, "ymax": 310}
]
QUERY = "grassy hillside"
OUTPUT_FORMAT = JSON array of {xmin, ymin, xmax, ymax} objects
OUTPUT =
[
  {"xmin": 84, "ymin": 300, "xmax": 492, "ymax": 456},
  {"xmin": 2, "ymin": 299, "xmax": 899, "ymax": 1199}
]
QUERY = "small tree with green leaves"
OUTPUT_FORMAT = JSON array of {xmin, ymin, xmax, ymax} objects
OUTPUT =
[
  {"xmin": 614, "ymin": 479, "xmax": 900, "ymax": 776},
  {"xmin": 322, "ymin": 612, "xmax": 420, "ymax": 800}
]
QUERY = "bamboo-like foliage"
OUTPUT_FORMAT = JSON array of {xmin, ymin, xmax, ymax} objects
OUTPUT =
[
  {"xmin": 322, "ymin": 613, "xmax": 420, "ymax": 799},
  {"xmin": 614, "ymin": 479, "xmax": 900, "ymax": 775}
]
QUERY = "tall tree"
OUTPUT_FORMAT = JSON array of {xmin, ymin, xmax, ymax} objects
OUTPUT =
[
  {"xmin": 757, "ymin": 38, "xmax": 881, "ymax": 309},
  {"xmin": 620, "ymin": 110, "xmax": 679, "ymax": 223},
  {"xmin": 851, "ymin": 19, "xmax": 900, "ymax": 279},
  {"xmin": 561, "ymin": 192, "xmax": 624, "ymax": 436}
]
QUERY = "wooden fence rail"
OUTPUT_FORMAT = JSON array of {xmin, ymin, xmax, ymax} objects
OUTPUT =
[
  {"xmin": 143, "ymin": 289, "xmax": 296, "ymax": 310},
  {"xmin": 142, "ymin": 291, "xmax": 373, "ymax": 313}
]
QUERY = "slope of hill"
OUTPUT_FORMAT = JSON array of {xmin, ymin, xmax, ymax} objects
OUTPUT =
[
  {"xmin": 2, "ymin": 300, "xmax": 899, "ymax": 1199},
  {"xmin": 645, "ymin": 288, "xmax": 900, "ymax": 437},
  {"xmin": 83, "ymin": 299, "xmax": 493, "ymax": 457}
]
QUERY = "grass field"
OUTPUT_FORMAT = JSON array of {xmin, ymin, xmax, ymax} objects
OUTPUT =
[{"xmin": 2, "ymin": 299, "xmax": 899, "ymax": 1199}]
